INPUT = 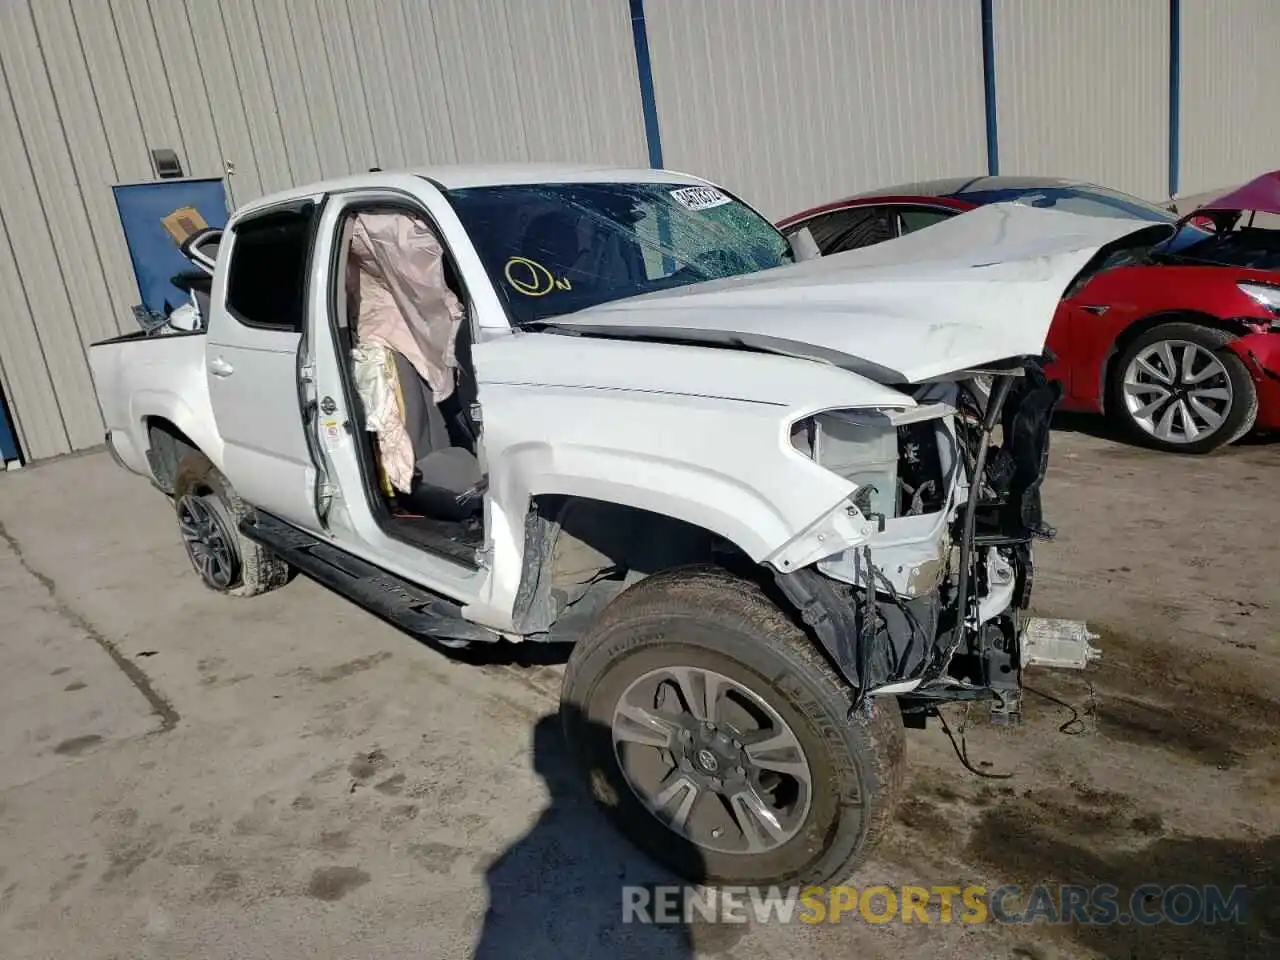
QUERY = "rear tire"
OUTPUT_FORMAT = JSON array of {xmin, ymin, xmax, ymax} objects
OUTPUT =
[
  {"xmin": 560, "ymin": 565, "xmax": 905, "ymax": 887},
  {"xmin": 1110, "ymin": 322, "xmax": 1257, "ymax": 454},
  {"xmin": 172, "ymin": 452, "xmax": 290, "ymax": 597}
]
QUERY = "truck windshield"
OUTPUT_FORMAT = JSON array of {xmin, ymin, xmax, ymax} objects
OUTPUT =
[{"xmin": 445, "ymin": 182, "xmax": 793, "ymax": 325}]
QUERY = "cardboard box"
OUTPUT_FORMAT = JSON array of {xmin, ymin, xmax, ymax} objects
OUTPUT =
[{"xmin": 160, "ymin": 206, "xmax": 209, "ymax": 246}]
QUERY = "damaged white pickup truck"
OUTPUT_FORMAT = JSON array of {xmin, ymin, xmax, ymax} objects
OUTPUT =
[{"xmin": 89, "ymin": 165, "xmax": 1133, "ymax": 886}]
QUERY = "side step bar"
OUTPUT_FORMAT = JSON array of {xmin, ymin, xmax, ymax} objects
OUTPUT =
[{"xmin": 240, "ymin": 512, "xmax": 500, "ymax": 647}]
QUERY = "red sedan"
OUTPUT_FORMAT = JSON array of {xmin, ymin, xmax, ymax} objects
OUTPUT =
[{"xmin": 779, "ymin": 175, "xmax": 1280, "ymax": 453}]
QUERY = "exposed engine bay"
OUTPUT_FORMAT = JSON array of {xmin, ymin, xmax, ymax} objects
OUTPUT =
[{"xmin": 776, "ymin": 357, "xmax": 1063, "ymax": 728}]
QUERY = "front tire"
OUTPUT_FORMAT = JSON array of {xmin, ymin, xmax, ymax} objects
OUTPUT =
[
  {"xmin": 172, "ymin": 452, "xmax": 290, "ymax": 597},
  {"xmin": 1111, "ymin": 322, "xmax": 1257, "ymax": 454},
  {"xmin": 560, "ymin": 566, "xmax": 905, "ymax": 887}
]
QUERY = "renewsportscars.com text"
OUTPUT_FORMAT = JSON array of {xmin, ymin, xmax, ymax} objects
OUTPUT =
[{"xmin": 622, "ymin": 883, "xmax": 1252, "ymax": 926}]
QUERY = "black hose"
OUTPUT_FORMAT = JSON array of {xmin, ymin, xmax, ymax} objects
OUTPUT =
[{"xmin": 949, "ymin": 374, "xmax": 1013, "ymax": 673}]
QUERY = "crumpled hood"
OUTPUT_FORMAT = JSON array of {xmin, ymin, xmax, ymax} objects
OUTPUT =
[{"xmin": 545, "ymin": 203, "xmax": 1171, "ymax": 384}]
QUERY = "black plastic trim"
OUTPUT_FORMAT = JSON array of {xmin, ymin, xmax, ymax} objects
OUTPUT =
[{"xmin": 240, "ymin": 511, "xmax": 499, "ymax": 646}]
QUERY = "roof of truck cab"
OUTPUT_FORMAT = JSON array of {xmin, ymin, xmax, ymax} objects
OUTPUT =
[{"xmin": 233, "ymin": 164, "xmax": 715, "ymax": 218}]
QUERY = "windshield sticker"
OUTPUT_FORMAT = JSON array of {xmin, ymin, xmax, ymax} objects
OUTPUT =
[
  {"xmin": 504, "ymin": 257, "xmax": 571, "ymax": 296},
  {"xmin": 670, "ymin": 186, "xmax": 732, "ymax": 211}
]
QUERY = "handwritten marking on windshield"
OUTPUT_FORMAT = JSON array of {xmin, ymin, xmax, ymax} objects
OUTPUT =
[{"xmin": 504, "ymin": 257, "xmax": 571, "ymax": 296}]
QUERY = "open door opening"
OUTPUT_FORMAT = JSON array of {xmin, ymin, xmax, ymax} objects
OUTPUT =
[{"xmin": 329, "ymin": 205, "xmax": 487, "ymax": 568}]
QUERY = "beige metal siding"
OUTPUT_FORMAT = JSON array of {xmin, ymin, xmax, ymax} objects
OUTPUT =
[
  {"xmin": 0, "ymin": 0, "xmax": 646, "ymax": 460},
  {"xmin": 993, "ymin": 0, "xmax": 1169, "ymax": 201},
  {"xmin": 0, "ymin": 2, "xmax": 108, "ymax": 456},
  {"xmin": 1178, "ymin": 0, "xmax": 1280, "ymax": 199},
  {"xmin": 643, "ymin": 0, "xmax": 988, "ymax": 220}
]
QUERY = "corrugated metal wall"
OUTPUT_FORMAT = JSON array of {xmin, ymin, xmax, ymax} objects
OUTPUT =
[
  {"xmin": 4, "ymin": 0, "xmax": 1280, "ymax": 461},
  {"xmin": 1178, "ymin": 0, "xmax": 1280, "ymax": 199},
  {"xmin": 0, "ymin": 0, "xmax": 646, "ymax": 461},
  {"xmin": 992, "ymin": 0, "xmax": 1169, "ymax": 201},
  {"xmin": 642, "ymin": 0, "xmax": 988, "ymax": 220}
]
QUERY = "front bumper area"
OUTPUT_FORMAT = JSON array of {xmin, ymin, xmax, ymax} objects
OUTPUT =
[
  {"xmin": 775, "ymin": 359, "xmax": 1080, "ymax": 726},
  {"xmin": 1230, "ymin": 332, "xmax": 1280, "ymax": 431}
]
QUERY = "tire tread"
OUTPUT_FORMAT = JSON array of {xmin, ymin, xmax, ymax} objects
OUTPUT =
[
  {"xmin": 562, "ymin": 564, "xmax": 905, "ymax": 886},
  {"xmin": 172, "ymin": 452, "xmax": 290, "ymax": 597}
]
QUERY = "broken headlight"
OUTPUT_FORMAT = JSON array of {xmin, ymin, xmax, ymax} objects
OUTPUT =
[
  {"xmin": 792, "ymin": 405, "xmax": 954, "ymax": 523},
  {"xmin": 1238, "ymin": 281, "xmax": 1280, "ymax": 327},
  {"xmin": 789, "ymin": 408, "xmax": 900, "ymax": 522}
]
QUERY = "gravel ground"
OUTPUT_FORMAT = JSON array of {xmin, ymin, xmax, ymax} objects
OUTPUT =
[{"xmin": 0, "ymin": 423, "xmax": 1275, "ymax": 959}]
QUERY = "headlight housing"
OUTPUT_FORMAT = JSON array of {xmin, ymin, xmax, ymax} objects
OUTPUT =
[
  {"xmin": 791, "ymin": 409, "xmax": 902, "ymax": 520},
  {"xmin": 1238, "ymin": 281, "xmax": 1280, "ymax": 323}
]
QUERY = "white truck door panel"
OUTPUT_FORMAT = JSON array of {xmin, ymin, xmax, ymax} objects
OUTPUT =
[{"xmin": 206, "ymin": 200, "xmax": 322, "ymax": 531}]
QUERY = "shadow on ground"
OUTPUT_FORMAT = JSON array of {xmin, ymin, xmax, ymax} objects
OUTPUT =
[
  {"xmin": 473, "ymin": 712, "xmax": 739, "ymax": 959},
  {"xmin": 1051, "ymin": 410, "xmax": 1280, "ymax": 450},
  {"xmin": 1050, "ymin": 411, "xmax": 1132, "ymax": 445}
]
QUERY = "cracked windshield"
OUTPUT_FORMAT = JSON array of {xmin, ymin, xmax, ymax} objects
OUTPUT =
[{"xmin": 445, "ymin": 182, "xmax": 793, "ymax": 325}]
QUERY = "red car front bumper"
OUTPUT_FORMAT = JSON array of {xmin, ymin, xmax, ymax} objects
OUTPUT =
[{"xmin": 1229, "ymin": 332, "xmax": 1280, "ymax": 431}]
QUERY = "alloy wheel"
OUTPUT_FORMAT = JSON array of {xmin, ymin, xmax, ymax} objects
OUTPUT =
[
  {"xmin": 610, "ymin": 665, "xmax": 813, "ymax": 855},
  {"xmin": 1121, "ymin": 339, "xmax": 1233, "ymax": 445},
  {"xmin": 176, "ymin": 493, "xmax": 239, "ymax": 590}
]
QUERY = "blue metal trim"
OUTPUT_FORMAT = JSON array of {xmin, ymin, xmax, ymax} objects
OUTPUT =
[
  {"xmin": 0, "ymin": 392, "xmax": 17, "ymax": 462},
  {"xmin": 1169, "ymin": 0, "xmax": 1181, "ymax": 197},
  {"xmin": 981, "ymin": 0, "xmax": 999, "ymax": 176},
  {"xmin": 629, "ymin": 0, "xmax": 664, "ymax": 169}
]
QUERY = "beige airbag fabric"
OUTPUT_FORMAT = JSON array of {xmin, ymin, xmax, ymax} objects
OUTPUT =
[
  {"xmin": 348, "ymin": 211, "xmax": 463, "ymax": 403},
  {"xmin": 346, "ymin": 211, "xmax": 464, "ymax": 494},
  {"xmin": 351, "ymin": 342, "xmax": 415, "ymax": 493}
]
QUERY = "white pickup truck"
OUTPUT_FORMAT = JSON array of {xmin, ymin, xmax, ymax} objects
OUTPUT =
[{"xmin": 89, "ymin": 164, "xmax": 1131, "ymax": 886}]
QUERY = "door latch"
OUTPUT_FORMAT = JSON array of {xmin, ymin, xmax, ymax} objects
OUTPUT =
[{"xmin": 320, "ymin": 396, "xmax": 337, "ymax": 415}]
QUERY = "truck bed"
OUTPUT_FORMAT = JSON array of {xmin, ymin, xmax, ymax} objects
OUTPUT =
[{"xmin": 88, "ymin": 329, "xmax": 220, "ymax": 477}]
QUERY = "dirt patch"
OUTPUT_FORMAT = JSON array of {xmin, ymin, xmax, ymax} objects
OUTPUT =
[
  {"xmin": 374, "ymin": 773, "xmax": 406, "ymax": 795},
  {"xmin": 100, "ymin": 837, "xmax": 157, "ymax": 884},
  {"xmin": 1130, "ymin": 812, "xmax": 1164, "ymax": 837},
  {"xmin": 1033, "ymin": 625, "xmax": 1279, "ymax": 769},
  {"xmin": 894, "ymin": 795, "xmax": 953, "ymax": 840},
  {"xmin": 200, "ymin": 870, "xmax": 242, "ymax": 903},
  {"xmin": 966, "ymin": 800, "xmax": 1279, "ymax": 959},
  {"xmin": 380, "ymin": 804, "xmax": 419, "ymax": 832},
  {"xmin": 1094, "ymin": 695, "xmax": 1242, "ymax": 769},
  {"xmin": 318, "ymin": 830, "xmax": 351, "ymax": 851},
  {"xmin": 296, "ymin": 652, "xmax": 393, "ymax": 685},
  {"xmin": 53, "ymin": 734, "xmax": 102, "ymax": 756},
  {"xmin": 306, "ymin": 866, "xmax": 370, "ymax": 902},
  {"xmin": 47, "ymin": 854, "xmax": 87, "ymax": 902},
  {"xmin": 409, "ymin": 842, "xmax": 464, "ymax": 874},
  {"xmin": 347, "ymin": 749, "xmax": 388, "ymax": 781}
]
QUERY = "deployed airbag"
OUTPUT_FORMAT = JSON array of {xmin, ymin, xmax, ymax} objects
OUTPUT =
[
  {"xmin": 351, "ymin": 342, "xmax": 415, "ymax": 493},
  {"xmin": 346, "ymin": 210, "xmax": 466, "ymax": 493},
  {"xmin": 349, "ymin": 211, "xmax": 464, "ymax": 403}
]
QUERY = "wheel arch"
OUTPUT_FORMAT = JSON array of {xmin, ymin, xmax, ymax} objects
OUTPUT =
[
  {"xmin": 1098, "ymin": 310, "xmax": 1252, "ymax": 414},
  {"xmin": 510, "ymin": 493, "xmax": 766, "ymax": 638},
  {"xmin": 143, "ymin": 416, "xmax": 204, "ymax": 495}
]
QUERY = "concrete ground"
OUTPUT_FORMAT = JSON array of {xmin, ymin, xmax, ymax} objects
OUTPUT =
[{"xmin": 0, "ymin": 422, "xmax": 1276, "ymax": 960}]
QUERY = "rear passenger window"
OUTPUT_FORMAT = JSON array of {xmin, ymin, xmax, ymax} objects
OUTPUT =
[{"xmin": 224, "ymin": 204, "xmax": 316, "ymax": 331}]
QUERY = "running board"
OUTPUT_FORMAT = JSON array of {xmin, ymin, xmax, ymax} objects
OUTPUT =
[{"xmin": 240, "ymin": 512, "xmax": 500, "ymax": 647}]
